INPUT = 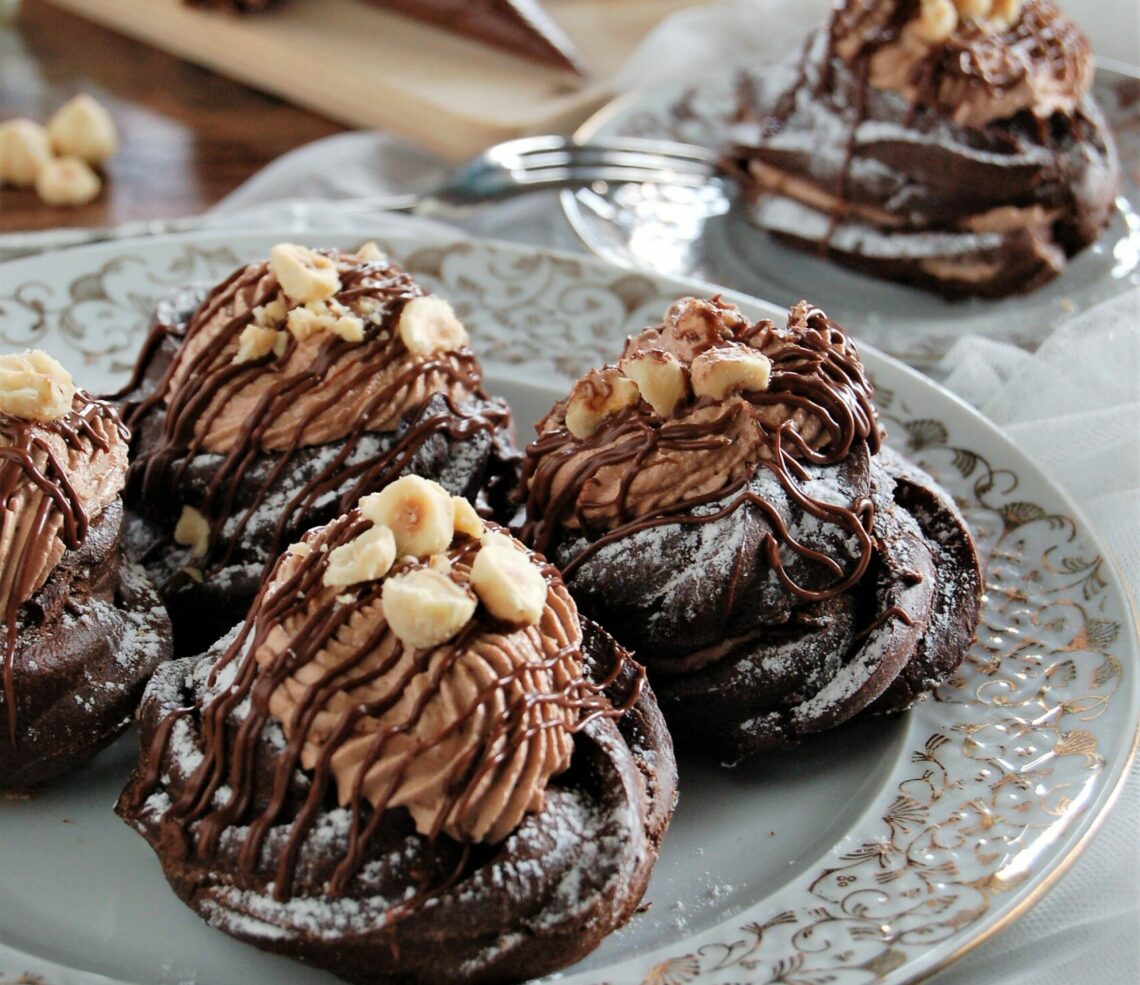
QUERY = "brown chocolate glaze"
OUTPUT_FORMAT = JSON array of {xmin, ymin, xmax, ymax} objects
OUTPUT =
[
  {"xmin": 0, "ymin": 394, "xmax": 128, "ymax": 742},
  {"xmin": 184, "ymin": 0, "xmax": 273, "ymax": 9},
  {"xmin": 365, "ymin": 0, "xmax": 585, "ymax": 74},
  {"xmin": 521, "ymin": 301, "xmax": 881, "ymax": 601},
  {"xmin": 123, "ymin": 512, "xmax": 643, "ymax": 914},
  {"xmin": 120, "ymin": 252, "xmax": 517, "ymax": 651},
  {"xmin": 617, "ymin": 452, "xmax": 981, "ymax": 763},
  {"xmin": 823, "ymin": 0, "xmax": 1091, "ymax": 124}
]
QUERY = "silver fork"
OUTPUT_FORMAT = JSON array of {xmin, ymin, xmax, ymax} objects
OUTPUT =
[
  {"xmin": 393, "ymin": 134, "xmax": 720, "ymax": 211},
  {"xmin": 0, "ymin": 135, "xmax": 721, "ymax": 260}
]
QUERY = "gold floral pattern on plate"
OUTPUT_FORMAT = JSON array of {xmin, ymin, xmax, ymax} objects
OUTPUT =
[{"xmin": 631, "ymin": 393, "xmax": 1133, "ymax": 985}]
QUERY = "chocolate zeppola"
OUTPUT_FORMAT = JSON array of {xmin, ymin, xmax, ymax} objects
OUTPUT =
[
  {"xmin": 119, "ymin": 243, "xmax": 518, "ymax": 656},
  {"xmin": 518, "ymin": 296, "xmax": 982, "ymax": 763},
  {"xmin": 0, "ymin": 351, "xmax": 171, "ymax": 788},
  {"xmin": 117, "ymin": 477, "xmax": 675, "ymax": 984},
  {"xmin": 726, "ymin": 0, "xmax": 1120, "ymax": 298},
  {"xmin": 184, "ymin": 0, "xmax": 585, "ymax": 73}
]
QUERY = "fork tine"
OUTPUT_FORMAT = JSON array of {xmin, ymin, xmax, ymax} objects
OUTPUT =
[
  {"xmin": 428, "ymin": 134, "xmax": 723, "ymax": 208},
  {"xmin": 490, "ymin": 135, "xmax": 719, "ymax": 173},
  {"xmin": 573, "ymin": 137, "xmax": 720, "ymax": 167},
  {"xmin": 510, "ymin": 165, "xmax": 716, "ymax": 188},
  {"xmin": 511, "ymin": 148, "xmax": 717, "ymax": 178}
]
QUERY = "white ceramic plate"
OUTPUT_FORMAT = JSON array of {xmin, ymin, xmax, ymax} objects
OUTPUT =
[
  {"xmin": 0, "ymin": 231, "xmax": 1136, "ymax": 985},
  {"xmin": 563, "ymin": 61, "xmax": 1140, "ymax": 369}
]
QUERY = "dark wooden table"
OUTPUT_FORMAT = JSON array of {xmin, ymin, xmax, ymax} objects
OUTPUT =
[{"xmin": 0, "ymin": 0, "xmax": 345, "ymax": 232}]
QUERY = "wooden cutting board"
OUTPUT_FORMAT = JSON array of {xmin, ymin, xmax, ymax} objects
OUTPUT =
[{"xmin": 42, "ymin": 0, "xmax": 708, "ymax": 159}]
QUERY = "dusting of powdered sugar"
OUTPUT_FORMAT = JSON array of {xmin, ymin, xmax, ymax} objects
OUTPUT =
[
  {"xmin": 640, "ymin": 509, "xmax": 762, "ymax": 627},
  {"xmin": 115, "ymin": 561, "xmax": 170, "ymax": 668},
  {"xmin": 28, "ymin": 559, "xmax": 170, "ymax": 719},
  {"xmin": 200, "ymin": 410, "xmax": 493, "ymax": 594},
  {"xmin": 213, "ymin": 434, "xmax": 396, "ymax": 545},
  {"xmin": 854, "ymin": 118, "xmax": 1055, "ymax": 167},
  {"xmin": 455, "ymin": 934, "xmax": 526, "ymax": 977},
  {"xmin": 207, "ymin": 882, "xmax": 405, "ymax": 943},
  {"xmin": 193, "ymin": 779, "xmax": 645, "ymax": 962},
  {"xmin": 570, "ymin": 462, "xmax": 863, "ymax": 631},
  {"xmin": 207, "ymin": 562, "xmax": 268, "ymax": 596},
  {"xmin": 166, "ymin": 715, "xmax": 204, "ymax": 779}
]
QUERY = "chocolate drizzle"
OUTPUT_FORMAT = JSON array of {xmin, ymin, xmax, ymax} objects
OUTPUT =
[
  {"xmin": 0, "ymin": 393, "xmax": 129, "ymax": 741},
  {"xmin": 722, "ymin": 0, "xmax": 1114, "ymax": 297},
  {"xmin": 123, "ymin": 250, "xmax": 512, "ymax": 591},
  {"xmin": 127, "ymin": 512, "xmax": 641, "ymax": 916},
  {"xmin": 821, "ymin": 0, "xmax": 1091, "ymax": 122},
  {"xmin": 521, "ymin": 300, "xmax": 881, "ymax": 599}
]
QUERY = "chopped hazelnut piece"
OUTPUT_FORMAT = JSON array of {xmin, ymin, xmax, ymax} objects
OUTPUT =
[
  {"xmin": 174, "ymin": 506, "xmax": 211, "ymax": 560},
  {"xmin": 323, "ymin": 524, "xmax": 397, "ymax": 588},
  {"xmin": 0, "ymin": 350, "xmax": 77, "ymax": 421},
  {"xmin": 564, "ymin": 367, "xmax": 639, "ymax": 439},
  {"xmin": 382, "ymin": 567, "xmax": 476, "ymax": 650},
  {"xmin": 0, "ymin": 120, "xmax": 52, "ymax": 188},
  {"xmin": 690, "ymin": 347, "xmax": 773, "ymax": 401},
  {"xmin": 620, "ymin": 350, "xmax": 688, "ymax": 419},
  {"xmin": 233, "ymin": 325, "xmax": 283, "ymax": 365},
  {"xmin": 270, "ymin": 243, "xmax": 341, "ymax": 304},
  {"xmin": 397, "ymin": 296, "xmax": 469, "ymax": 356},
  {"xmin": 359, "ymin": 476, "xmax": 455, "ymax": 559},
  {"xmin": 470, "ymin": 532, "xmax": 547, "ymax": 626}
]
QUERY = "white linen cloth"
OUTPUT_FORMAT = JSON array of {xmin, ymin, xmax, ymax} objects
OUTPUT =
[
  {"xmin": 2, "ymin": 1, "xmax": 1136, "ymax": 981},
  {"xmin": 935, "ymin": 298, "xmax": 1140, "ymax": 985}
]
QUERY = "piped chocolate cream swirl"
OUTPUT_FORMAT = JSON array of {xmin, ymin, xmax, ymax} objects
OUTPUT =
[
  {"xmin": 521, "ymin": 296, "xmax": 880, "ymax": 597},
  {"xmin": 726, "ymin": 0, "xmax": 1119, "ymax": 297},
  {"xmin": 124, "ymin": 477, "xmax": 643, "ymax": 904},
  {"xmin": 0, "ymin": 350, "xmax": 129, "ymax": 740},
  {"xmin": 120, "ymin": 243, "xmax": 517, "ymax": 653},
  {"xmin": 828, "ymin": 0, "xmax": 1091, "ymax": 126}
]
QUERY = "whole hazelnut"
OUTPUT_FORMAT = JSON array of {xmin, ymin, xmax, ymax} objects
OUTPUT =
[
  {"xmin": 35, "ymin": 157, "xmax": 102, "ymax": 207},
  {"xmin": 47, "ymin": 94, "xmax": 118, "ymax": 165},
  {"xmin": 0, "ymin": 119, "xmax": 52, "ymax": 187}
]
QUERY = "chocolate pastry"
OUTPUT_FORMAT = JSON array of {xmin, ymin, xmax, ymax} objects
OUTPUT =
[
  {"xmin": 119, "ymin": 243, "xmax": 519, "ymax": 657},
  {"xmin": 117, "ymin": 477, "xmax": 676, "ymax": 985},
  {"xmin": 0, "ymin": 351, "xmax": 172, "ymax": 788},
  {"xmin": 518, "ymin": 296, "xmax": 982, "ymax": 763},
  {"xmin": 725, "ymin": 0, "xmax": 1120, "ymax": 298},
  {"xmin": 184, "ymin": 0, "xmax": 585, "ymax": 73},
  {"xmin": 365, "ymin": 0, "xmax": 584, "ymax": 74},
  {"xmin": 184, "ymin": 0, "xmax": 273, "ymax": 10}
]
